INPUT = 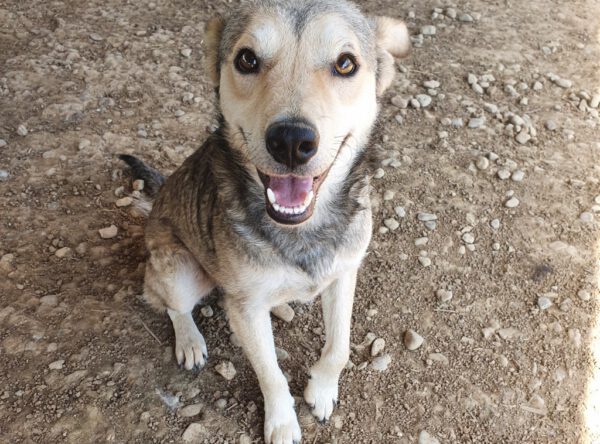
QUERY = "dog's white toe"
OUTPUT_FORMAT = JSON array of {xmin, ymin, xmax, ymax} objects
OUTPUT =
[
  {"xmin": 169, "ymin": 310, "xmax": 208, "ymax": 371},
  {"xmin": 304, "ymin": 370, "xmax": 339, "ymax": 422},
  {"xmin": 264, "ymin": 396, "xmax": 302, "ymax": 444}
]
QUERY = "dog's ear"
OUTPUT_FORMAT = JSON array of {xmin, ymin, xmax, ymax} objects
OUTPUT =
[
  {"xmin": 204, "ymin": 17, "xmax": 226, "ymax": 86},
  {"xmin": 373, "ymin": 17, "xmax": 411, "ymax": 96}
]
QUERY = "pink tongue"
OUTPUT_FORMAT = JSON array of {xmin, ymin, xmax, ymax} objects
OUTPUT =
[{"xmin": 269, "ymin": 176, "xmax": 313, "ymax": 207}]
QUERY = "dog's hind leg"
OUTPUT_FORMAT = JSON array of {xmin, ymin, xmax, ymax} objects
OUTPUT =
[
  {"xmin": 304, "ymin": 268, "xmax": 357, "ymax": 422},
  {"xmin": 144, "ymin": 239, "xmax": 215, "ymax": 371}
]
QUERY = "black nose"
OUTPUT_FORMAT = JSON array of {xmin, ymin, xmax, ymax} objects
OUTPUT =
[{"xmin": 265, "ymin": 120, "xmax": 319, "ymax": 169}]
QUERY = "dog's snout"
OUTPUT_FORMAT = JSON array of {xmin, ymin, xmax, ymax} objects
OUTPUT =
[{"xmin": 265, "ymin": 121, "xmax": 319, "ymax": 169}]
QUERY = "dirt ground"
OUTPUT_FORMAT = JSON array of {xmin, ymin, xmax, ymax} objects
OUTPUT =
[{"xmin": 2, "ymin": 0, "xmax": 600, "ymax": 443}]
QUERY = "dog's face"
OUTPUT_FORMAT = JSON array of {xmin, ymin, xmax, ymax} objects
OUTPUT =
[{"xmin": 206, "ymin": 1, "xmax": 410, "ymax": 225}]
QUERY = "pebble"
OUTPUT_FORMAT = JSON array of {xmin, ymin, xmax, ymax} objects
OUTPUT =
[
  {"xmin": 132, "ymin": 179, "xmax": 145, "ymax": 191},
  {"xmin": 476, "ymin": 156, "xmax": 489, "ymax": 170},
  {"xmin": 418, "ymin": 212, "xmax": 437, "ymax": 222},
  {"xmin": 179, "ymin": 404, "xmax": 202, "ymax": 417},
  {"xmin": 180, "ymin": 48, "xmax": 192, "ymax": 58},
  {"xmin": 391, "ymin": 96, "xmax": 409, "ymax": 109},
  {"xmin": 214, "ymin": 361, "xmax": 237, "ymax": 380},
  {"xmin": 537, "ymin": 296, "xmax": 552, "ymax": 310},
  {"xmin": 182, "ymin": 423, "xmax": 209, "ymax": 442},
  {"xmin": 554, "ymin": 78, "xmax": 573, "ymax": 89},
  {"xmin": 276, "ymin": 347, "xmax": 289, "ymax": 361},
  {"xmin": 404, "ymin": 330, "xmax": 424, "ymax": 350},
  {"xmin": 99, "ymin": 225, "xmax": 118, "ymax": 239},
  {"xmin": 462, "ymin": 233, "xmax": 475, "ymax": 244},
  {"xmin": 490, "ymin": 219, "xmax": 501, "ymax": 230},
  {"xmin": 459, "ymin": 13, "xmax": 474, "ymax": 22},
  {"xmin": 215, "ymin": 398, "xmax": 227, "ymax": 409},
  {"xmin": 511, "ymin": 170, "xmax": 525, "ymax": 182},
  {"xmin": 472, "ymin": 83, "xmax": 484, "ymax": 94},
  {"xmin": 0, "ymin": 139, "xmax": 6, "ymax": 148},
  {"xmin": 416, "ymin": 94, "xmax": 432, "ymax": 108},
  {"xmin": 115, "ymin": 197, "xmax": 133, "ymax": 207},
  {"xmin": 436, "ymin": 289, "xmax": 453, "ymax": 303},
  {"xmin": 0, "ymin": 170, "xmax": 9, "ymax": 182},
  {"xmin": 578, "ymin": 290, "xmax": 591, "ymax": 301},
  {"xmin": 545, "ymin": 120, "xmax": 558, "ymax": 131},
  {"xmin": 590, "ymin": 93, "xmax": 600, "ymax": 109},
  {"xmin": 271, "ymin": 304, "xmax": 294, "ymax": 322},
  {"xmin": 423, "ymin": 80, "xmax": 440, "ymax": 89},
  {"xmin": 384, "ymin": 218, "xmax": 400, "ymax": 231},
  {"xmin": 239, "ymin": 434, "xmax": 252, "ymax": 444},
  {"xmin": 568, "ymin": 328, "xmax": 581, "ymax": 348},
  {"xmin": 427, "ymin": 353, "xmax": 449, "ymax": 365},
  {"xmin": 371, "ymin": 354, "xmax": 392, "ymax": 371},
  {"xmin": 497, "ymin": 169, "xmax": 511, "ymax": 180},
  {"xmin": 17, "ymin": 125, "xmax": 28, "ymax": 136},
  {"xmin": 55, "ymin": 247, "xmax": 72, "ymax": 258},
  {"xmin": 49, "ymin": 359, "xmax": 65, "ymax": 370},
  {"xmin": 370, "ymin": 338, "xmax": 386, "ymax": 356},
  {"xmin": 383, "ymin": 190, "xmax": 395, "ymax": 201},
  {"xmin": 374, "ymin": 168, "xmax": 385, "ymax": 179},
  {"xmin": 200, "ymin": 306, "xmax": 214, "ymax": 317},
  {"xmin": 421, "ymin": 25, "xmax": 436, "ymax": 36},
  {"xmin": 418, "ymin": 257, "xmax": 431, "ymax": 267},
  {"xmin": 580, "ymin": 212, "xmax": 594, "ymax": 222},
  {"xmin": 394, "ymin": 206, "xmax": 406, "ymax": 218},
  {"xmin": 467, "ymin": 73, "xmax": 478, "ymax": 85},
  {"xmin": 415, "ymin": 237, "xmax": 428, "ymax": 246},
  {"xmin": 468, "ymin": 117, "xmax": 485, "ymax": 129},
  {"xmin": 505, "ymin": 197, "xmax": 520, "ymax": 208},
  {"xmin": 533, "ymin": 81, "xmax": 544, "ymax": 91},
  {"xmin": 515, "ymin": 131, "xmax": 531, "ymax": 145}
]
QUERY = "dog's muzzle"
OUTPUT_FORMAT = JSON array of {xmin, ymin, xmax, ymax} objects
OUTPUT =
[{"xmin": 265, "ymin": 119, "xmax": 319, "ymax": 170}]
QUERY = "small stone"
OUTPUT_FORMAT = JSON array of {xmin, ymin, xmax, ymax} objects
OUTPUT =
[
  {"xmin": 459, "ymin": 13, "xmax": 474, "ymax": 22},
  {"xmin": 568, "ymin": 328, "xmax": 581, "ymax": 348},
  {"xmin": 276, "ymin": 347, "xmax": 289, "ymax": 361},
  {"xmin": 132, "ymin": 179, "xmax": 144, "ymax": 191},
  {"xmin": 515, "ymin": 131, "xmax": 531, "ymax": 145},
  {"xmin": 0, "ymin": 139, "xmax": 6, "ymax": 148},
  {"xmin": 417, "ymin": 212, "xmax": 437, "ymax": 222},
  {"xmin": 554, "ymin": 78, "xmax": 572, "ymax": 89},
  {"xmin": 371, "ymin": 354, "xmax": 392, "ymax": 371},
  {"xmin": 239, "ymin": 434, "xmax": 252, "ymax": 444},
  {"xmin": 497, "ymin": 327, "xmax": 520, "ymax": 340},
  {"xmin": 374, "ymin": 168, "xmax": 385, "ymax": 179},
  {"xmin": 49, "ymin": 359, "xmax": 65, "ymax": 370},
  {"xmin": 0, "ymin": 170, "xmax": 10, "ymax": 182},
  {"xmin": 533, "ymin": 81, "xmax": 544, "ymax": 91},
  {"xmin": 179, "ymin": 404, "xmax": 202, "ymax": 417},
  {"xmin": 383, "ymin": 190, "xmax": 395, "ymax": 201},
  {"xmin": 462, "ymin": 233, "xmax": 475, "ymax": 244},
  {"xmin": 214, "ymin": 361, "xmax": 236, "ymax": 380},
  {"xmin": 483, "ymin": 103, "xmax": 499, "ymax": 114},
  {"xmin": 476, "ymin": 157, "xmax": 489, "ymax": 170},
  {"xmin": 468, "ymin": 117, "xmax": 485, "ymax": 129},
  {"xmin": 271, "ymin": 304, "xmax": 295, "ymax": 322},
  {"xmin": 427, "ymin": 353, "xmax": 449, "ymax": 365},
  {"xmin": 410, "ymin": 98, "xmax": 421, "ymax": 109},
  {"xmin": 467, "ymin": 73, "xmax": 478, "ymax": 85},
  {"xmin": 89, "ymin": 33, "xmax": 104, "ymax": 42},
  {"xmin": 394, "ymin": 206, "xmax": 406, "ymax": 218},
  {"xmin": 41, "ymin": 295, "xmax": 58, "ymax": 306},
  {"xmin": 472, "ymin": 83, "xmax": 484, "ymax": 94},
  {"xmin": 511, "ymin": 170, "xmax": 525, "ymax": 182},
  {"xmin": 55, "ymin": 247, "xmax": 72, "ymax": 258},
  {"xmin": 181, "ymin": 48, "xmax": 192, "ymax": 58},
  {"xmin": 580, "ymin": 212, "xmax": 594, "ymax": 222},
  {"xmin": 416, "ymin": 94, "xmax": 432, "ymax": 108},
  {"xmin": 505, "ymin": 197, "xmax": 520, "ymax": 208},
  {"xmin": 116, "ymin": 197, "xmax": 133, "ymax": 207},
  {"xmin": 391, "ymin": 96, "xmax": 409, "ymax": 109},
  {"xmin": 182, "ymin": 423, "xmax": 209, "ymax": 442},
  {"xmin": 436, "ymin": 289, "xmax": 453, "ymax": 302},
  {"xmin": 490, "ymin": 219, "xmax": 501, "ymax": 230},
  {"xmin": 404, "ymin": 330, "xmax": 424, "ymax": 351},
  {"xmin": 423, "ymin": 80, "xmax": 440, "ymax": 89},
  {"xmin": 17, "ymin": 125, "xmax": 28, "ymax": 136},
  {"xmin": 215, "ymin": 398, "xmax": 227, "ymax": 409},
  {"xmin": 370, "ymin": 338, "xmax": 386, "ymax": 357},
  {"xmin": 578, "ymin": 290, "xmax": 591, "ymax": 301},
  {"xmin": 419, "ymin": 257, "xmax": 431, "ymax": 267},
  {"xmin": 99, "ymin": 225, "xmax": 118, "ymax": 239},
  {"xmin": 415, "ymin": 237, "xmax": 428, "ymax": 246},
  {"xmin": 384, "ymin": 218, "xmax": 400, "ymax": 231},
  {"xmin": 200, "ymin": 306, "xmax": 214, "ymax": 317},
  {"xmin": 445, "ymin": 7, "xmax": 457, "ymax": 19},
  {"xmin": 421, "ymin": 25, "xmax": 436, "ymax": 36},
  {"xmin": 537, "ymin": 296, "xmax": 552, "ymax": 310},
  {"xmin": 530, "ymin": 394, "xmax": 546, "ymax": 411},
  {"xmin": 545, "ymin": 120, "xmax": 558, "ymax": 131},
  {"xmin": 590, "ymin": 93, "xmax": 600, "ymax": 109}
]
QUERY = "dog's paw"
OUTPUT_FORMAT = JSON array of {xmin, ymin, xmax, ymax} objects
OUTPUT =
[
  {"xmin": 174, "ymin": 327, "xmax": 208, "ymax": 372},
  {"xmin": 303, "ymin": 370, "xmax": 339, "ymax": 422},
  {"xmin": 264, "ymin": 396, "xmax": 302, "ymax": 444}
]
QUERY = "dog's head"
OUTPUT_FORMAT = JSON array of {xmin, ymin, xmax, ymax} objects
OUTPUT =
[{"xmin": 205, "ymin": 0, "xmax": 410, "ymax": 226}]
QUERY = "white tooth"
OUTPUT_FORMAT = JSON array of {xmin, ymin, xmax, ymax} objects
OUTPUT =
[
  {"xmin": 286, "ymin": 207, "xmax": 293, "ymax": 215},
  {"xmin": 273, "ymin": 203, "xmax": 281, "ymax": 212},
  {"xmin": 304, "ymin": 190, "xmax": 314, "ymax": 207},
  {"xmin": 293, "ymin": 207, "xmax": 301, "ymax": 215},
  {"xmin": 267, "ymin": 188, "xmax": 276, "ymax": 204}
]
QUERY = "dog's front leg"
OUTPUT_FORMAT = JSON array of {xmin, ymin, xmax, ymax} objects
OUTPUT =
[
  {"xmin": 304, "ymin": 268, "xmax": 357, "ymax": 422},
  {"xmin": 226, "ymin": 300, "xmax": 301, "ymax": 444}
]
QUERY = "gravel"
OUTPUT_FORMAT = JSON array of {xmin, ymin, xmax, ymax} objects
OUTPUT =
[
  {"xmin": 179, "ymin": 404, "xmax": 203, "ymax": 417},
  {"xmin": 537, "ymin": 296, "xmax": 553, "ymax": 310},
  {"xmin": 384, "ymin": 218, "xmax": 400, "ymax": 231},
  {"xmin": 462, "ymin": 233, "xmax": 475, "ymax": 244},
  {"xmin": 17, "ymin": 125, "xmax": 28, "ymax": 136},
  {"xmin": 476, "ymin": 156, "xmax": 490, "ymax": 170},
  {"xmin": 511, "ymin": 170, "xmax": 525, "ymax": 182},
  {"xmin": 214, "ymin": 361, "xmax": 237, "ymax": 381},
  {"xmin": 468, "ymin": 117, "xmax": 486, "ymax": 128},
  {"xmin": 417, "ymin": 212, "xmax": 437, "ymax": 222},
  {"xmin": 436, "ymin": 289, "xmax": 453, "ymax": 303},
  {"xmin": 421, "ymin": 25, "xmax": 437, "ymax": 36},
  {"xmin": 394, "ymin": 206, "xmax": 406, "ymax": 218},
  {"xmin": 404, "ymin": 330, "xmax": 424, "ymax": 350},
  {"xmin": 371, "ymin": 354, "xmax": 392, "ymax": 371},
  {"xmin": 497, "ymin": 169, "xmax": 511, "ymax": 180},
  {"xmin": 505, "ymin": 197, "xmax": 520, "ymax": 208},
  {"xmin": 490, "ymin": 219, "xmax": 501, "ymax": 229},
  {"xmin": 416, "ymin": 94, "xmax": 432, "ymax": 107},
  {"xmin": 419, "ymin": 431, "xmax": 441, "ymax": 444},
  {"xmin": 370, "ymin": 338, "xmax": 386, "ymax": 356},
  {"xmin": 99, "ymin": 225, "xmax": 118, "ymax": 239}
]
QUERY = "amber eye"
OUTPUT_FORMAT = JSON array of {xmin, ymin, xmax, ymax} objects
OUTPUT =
[
  {"xmin": 235, "ymin": 48, "xmax": 260, "ymax": 74},
  {"xmin": 334, "ymin": 53, "xmax": 358, "ymax": 77}
]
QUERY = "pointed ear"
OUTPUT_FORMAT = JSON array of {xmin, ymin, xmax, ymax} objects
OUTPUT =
[
  {"xmin": 204, "ymin": 17, "xmax": 226, "ymax": 86},
  {"xmin": 374, "ymin": 17, "xmax": 411, "ymax": 96}
]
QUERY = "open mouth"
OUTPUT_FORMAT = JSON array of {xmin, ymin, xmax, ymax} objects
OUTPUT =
[{"xmin": 257, "ymin": 169, "xmax": 331, "ymax": 225}]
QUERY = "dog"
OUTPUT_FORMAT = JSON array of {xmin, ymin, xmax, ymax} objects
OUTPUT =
[{"xmin": 121, "ymin": 1, "xmax": 409, "ymax": 442}]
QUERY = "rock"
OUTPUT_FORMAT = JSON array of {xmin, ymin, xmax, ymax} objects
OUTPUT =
[
  {"xmin": 533, "ymin": 81, "xmax": 544, "ymax": 91},
  {"xmin": 49, "ymin": 359, "xmax": 65, "ymax": 370},
  {"xmin": 462, "ymin": 233, "xmax": 475, "ymax": 244},
  {"xmin": 415, "ymin": 237, "xmax": 428, "ymax": 246},
  {"xmin": 515, "ymin": 131, "xmax": 531, "ymax": 145},
  {"xmin": 182, "ymin": 423, "xmax": 209, "ymax": 442},
  {"xmin": 179, "ymin": 404, "xmax": 203, "ymax": 417},
  {"xmin": 590, "ymin": 93, "xmax": 600, "ymax": 109},
  {"xmin": 505, "ymin": 197, "xmax": 520, "ymax": 208},
  {"xmin": 497, "ymin": 169, "xmax": 510, "ymax": 180},
  {"xmin": 215, "ymin": 361, "xmax": 236, "ymax": 380},
  {"xmin": 511, "ymin": 170, "xmax": 525, "ymax": 182},
  {"xmin": 418, "ymin": 212, "xmax": 437, "ymax": 222},
  {"xmin": 394, "ymin": 206, "xmax": 406, "ymax": 218},
  {"xmin": 419, "ymin": 257, "xmax": 431, "ymax": 267},
  {"xmin": 239, "ymin": 434, "xmax": 252, "ymax": 444},
  {"xmin": 404, "ymin": 330, "xmax": 424, "ymax": 350},
  {"xmin": 580, "ymin": 212, "xmax": 594, "ymax": 222},
  {"xmin": 99, "ymin": 225, "xmax": 118, "ymax": 239},
  {"xmin": 578, "ymin": 290, "xmax": 591, "ymax": 301},
  {"xmin": 554, "ymin": 78, "xmax": 572, "ymax": 89},
  {"xmin": 374, "ymin": 168, "xmax": 385, "ymax": 179},
  {"xmin": 428, "ymin": 353, "xmax": 449, "ymax": 365},
  {"xmin": 181, "ymin": 48, "xmax": 192, "ymax": 58},
  {"xmin": 391, "ymin": 96, "xmax": 409, "ymax": 109},
  {"xmin": 568, "ymin": 328, "xmax": 581, "ymax": 348},
  {"xmin": 55, "ymin": 247, "xmax": 72, "ymax": 258},
  {"xmin": 200, "ymin": 306, "xmax": 214, "ymax": 317},
  {"xmin": 490, "ymin": 219, "xmax": 501, "ymax": 230},
  {"xmin": 89, "ymin": 32, "xmax": 103, "ymax": 41},
  {"xmin": 384, "ymin": 218, "xmax": 400, "ymax": 231},
  {"xmin": 545, "ymin": 120, "xmax": 558, "ymax": 131},
  {"xmin": 445, "ymin": 7, "xmax": 457, "ymax": 19},
  {"xmin": 116, "ymin": 197, "xmax": 133, "ymax": 207},
  {"xmin": 41, "ymin": 295, "xmax": 58, "ymax": 306},
  {"xmin": 451, "ymin": 118, "xmax": 464, "ymax": 128},
  {"xmin": 468, "ymin": 117, "xmax": 485, "ymax": 129},
  {"xmin": 17, "ymin": 125, "xmax": 28, "ymax": 136},
  {"xmin": 537, "ymin": 296, "xmax": 552, "ymax": 310},
  {"xmin": 476, "ymin": 156, "xmax": 489, "ymax": 170},
  {"xmin": 467, "ymin": 73, "xmax": 478, "ymax": 85},
  {"xmin": 371, "ymin": 354, "xmax": 392, "ymax": 371},
  {"xmin": 383, "ymin": 190, "xmax": 395, "ymax": 201},
  {"xmin": 370, "ymin": 338, "xmax": 386, "ymax": 356},
  {"xmin": 419, "ymin": 430, "xmax": 440, "ymax": 444},
  {"xmin": 436, "ymin": 289, "xmax": 453, "ymax": 302},
  {"xmin": 483, "ymin": 103, "xmax": 499, "ymax": 114},
  {"xmin": 416, "ymin": 94, "xmax": 432, "ymax": 108},
  {"xmin": 0, "ymin": 170, "xmax": 10, "ymax": 182},
  {"xmin": 271, "ymin": 304, "xmax": 294, "ymax": 322},
  {"xmin": 132, "ymin": 179, "xmax": 144, "ymax": 191},
  {"xmin": 423, "ymin": 80, "xmax": 440, "ymax": 89},
  {"xmin": 498, "ymin": 327, "xmax": 520, "ymax": 340},
  {"xmin": 0, "ymin": 139, "xmax": 6, "ymax": 148},
  {"xmin": 275, "ymin": 347, "xmax": 289, "ymax": 360},
  {"xmin": 459, "ymin": 13, "xmax": 474, "ymax": 22},
  {"xmin": 472, "ymin": 83, "xmax": 484, "ymax": 94},
  {"xmin": 421, "ymin": 25, "xmax": 436, "ymax": 36}
]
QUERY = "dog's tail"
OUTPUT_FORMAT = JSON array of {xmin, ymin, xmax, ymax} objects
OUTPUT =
[{"xmin": 119, "ymin": 154, "xmax": 166, "ymax": 215}]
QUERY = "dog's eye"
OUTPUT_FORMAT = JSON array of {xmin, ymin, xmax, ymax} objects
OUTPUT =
[
  {"xmin": 235, "ymin": 49, "xmax": 260, "ymax": 74},
  {"xmin": 334, "ymin": 54, "xmax": 358, "ymax": 77}
]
